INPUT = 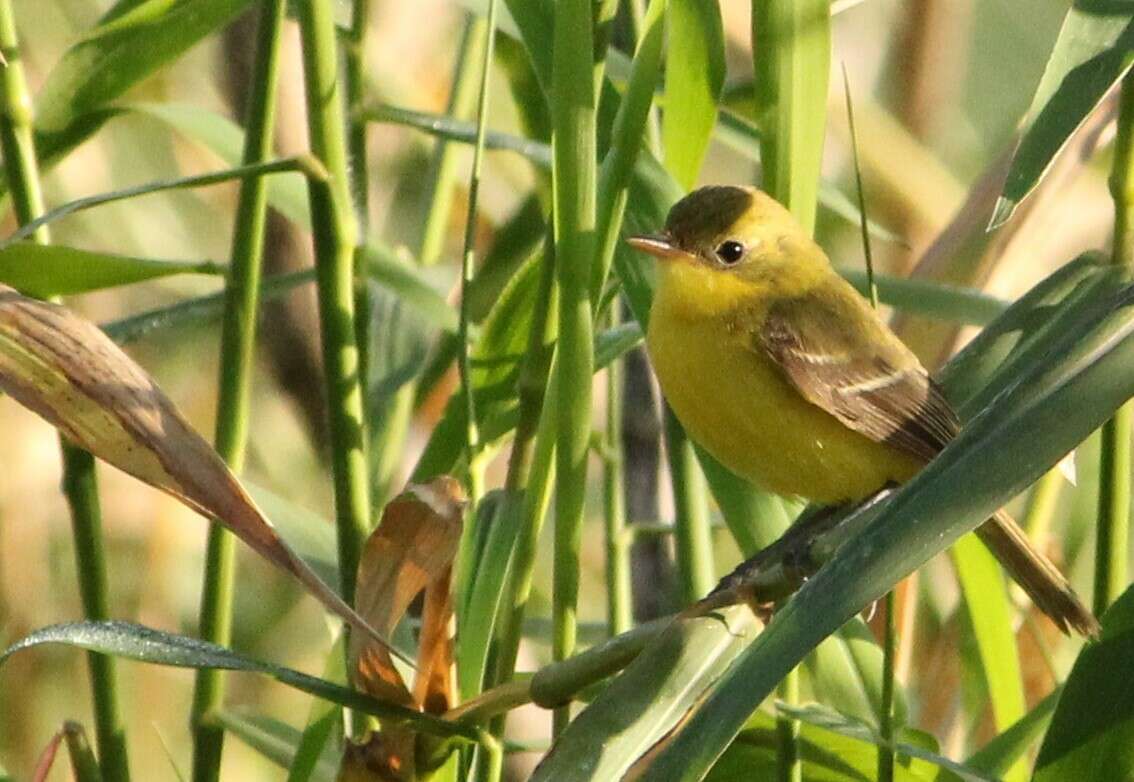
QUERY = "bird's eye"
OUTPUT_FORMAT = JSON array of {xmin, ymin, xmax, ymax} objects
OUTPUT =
[{"xmin": 715, "ymin": 240, "xmax": 745, "ymax": 265}]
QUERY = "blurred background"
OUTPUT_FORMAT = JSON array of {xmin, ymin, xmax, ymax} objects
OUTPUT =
[{"xmin": 0, "ymin": 0, "xmax": 1120, "ymax": 778}]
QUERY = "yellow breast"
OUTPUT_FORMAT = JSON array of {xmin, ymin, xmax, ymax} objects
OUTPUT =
[{"xmin": 646, "ymin": 263, "xmax": 920, "ymax": 504}]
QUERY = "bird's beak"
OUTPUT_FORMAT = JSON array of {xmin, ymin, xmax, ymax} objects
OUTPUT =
[{"xmin": 627, "ymin": 233, "xmax": 687, "ymax": 261}]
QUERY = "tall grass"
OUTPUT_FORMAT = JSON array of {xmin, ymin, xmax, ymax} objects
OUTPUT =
[{"xmin": 0, "ymin": 2, "xmax": 128, "ymax": 780}]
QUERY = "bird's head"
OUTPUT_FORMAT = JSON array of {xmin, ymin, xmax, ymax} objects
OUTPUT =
[{"xmin": 628, "ymin": 185, "xmax": 811, "ymax": 270}]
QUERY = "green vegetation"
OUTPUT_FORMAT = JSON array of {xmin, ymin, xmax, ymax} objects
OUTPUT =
[{"xmin": 0, "ymin": 1, "xmax": 1132, "ymax": 780}]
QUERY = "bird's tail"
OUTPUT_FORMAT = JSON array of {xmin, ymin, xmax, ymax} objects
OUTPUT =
[{"xmin": 976, "ymin": 510, "xmax": 1099, "ymax": 637}]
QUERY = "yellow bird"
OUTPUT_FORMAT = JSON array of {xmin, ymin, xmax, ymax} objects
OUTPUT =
[{"xmin": 629, "ymin": 185, "xmax": 1097, "ymax": 636}]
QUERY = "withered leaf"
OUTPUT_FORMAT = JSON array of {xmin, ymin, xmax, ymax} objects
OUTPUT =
[
  {"xmin": 0, "ymin": 284, "xmax": 403, "ymax": 660},
  {"xmin": 351, "ymin": 477, "xmax": 464, "ymax": 708},
  {"xmin": 414, "ymin": 566, "xmax": 454, "ymax": 715}
]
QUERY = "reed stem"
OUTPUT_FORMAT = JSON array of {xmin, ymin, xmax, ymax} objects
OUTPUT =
[
  {"xmin": 1096, "ymin": 70, "xmax": 1134, "ymax": 615},
  {"xmin": 189, "ymin": 1, "xmax": 286, "ymax": 778},
  {"xmin": 550, "ymin": 0, "xmax": 598, "ymax": 737},
  {"xmin": 296, "ymin": 0, "xmax": 372, "ymax": 603},
  {"xmin": 0, "ymin": 3, "xmax": 129, "ymax": 778}
]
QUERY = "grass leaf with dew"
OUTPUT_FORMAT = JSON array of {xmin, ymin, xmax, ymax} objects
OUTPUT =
[{"xmin": 0, "ymin": 622, "xmax": 472, "ymax": 740}]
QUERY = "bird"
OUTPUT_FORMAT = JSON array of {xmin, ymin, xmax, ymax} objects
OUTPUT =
[{"xmin": 628, "ymin": 184, "xmax": 1098, "ymax": 636}]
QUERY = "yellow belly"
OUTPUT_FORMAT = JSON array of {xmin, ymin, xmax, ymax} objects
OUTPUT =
[{"xmin": 646, "ymin": 300, "xmax": 921, "ymax": 504}]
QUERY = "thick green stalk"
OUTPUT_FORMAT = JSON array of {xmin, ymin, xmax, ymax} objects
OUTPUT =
[
  {"xmin": 296, "ymin": 0, "xmax": 371, "ymax": 601},
  {"xmin": 1096, "ymin": 71, "xmax": 1134, "ymax": 615},
  {"xmin": 752, "ymin": 0, "xmax": 831, "ymax": 235},
  {"xmin": 550, "ymin": 0, "xmax": 598, "ymax": 737},
  {"xmin": 753, "ymin": 3, "xmax": 831, "ymax": 777},
  {"xmin": 663, "ymin": 408, "xmax": 715, "ymax": 602},
  {"xmin": 604, "ymin": 308, "xmax": 632, "ymax": 636},
  {"xmin": 189, "ymin": 1, "xmax": 286, "ymax": 779},
  {"xmin": 0, "ymin": 3, "xmax": 129, "ymax": 779}
]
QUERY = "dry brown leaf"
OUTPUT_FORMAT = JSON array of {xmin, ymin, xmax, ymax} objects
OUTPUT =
[
  {"xmin": 413, "ymin": 566, "xmax": 455, "ymax": 714},
  {"xmin": 0, "ymin": 285, "xmax": 401, "ymax": 659},
  {"xmin": 351, "ymin": 477, "xmax": 464, "ymax": 707}
]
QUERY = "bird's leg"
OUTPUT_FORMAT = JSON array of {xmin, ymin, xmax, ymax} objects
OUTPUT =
[{"xmin": 683, "ymin": 488, "xmax": 898, "ymax": 621}]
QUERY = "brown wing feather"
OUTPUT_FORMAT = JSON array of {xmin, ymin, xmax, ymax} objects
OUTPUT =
[
  {"xmin": 754, "ymin": 287, "xmax": 1099, "ymax": 637},
  {"xmin": 758, "ymin": 289, "xmax": 960, "ymax": 463}
]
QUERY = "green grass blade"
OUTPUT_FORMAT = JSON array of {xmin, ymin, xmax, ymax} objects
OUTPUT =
[
  {"xmin": 361, "ymin": 244, "xmax": 461, "ymax": 333},
  {"xmin": 0, "ymin": 244, "xmax": 222, "ymax": 297},
  {"xmin": 0, "ymin": 622, "xmax": 474, "ymax": 740},
  {"xmin": 950, "ymin": 535, "xmax": 1027, "ymax": 781},
  {"xmin": 2, "ymin": 156, "xmax": 320, "ymax": 248},
  {"xmin": 214, "ymin": 711, "xmax": 336, "ymax": 782},
  {"xmin": 296, "ymin": 0, "xmax": 370, "ymax": 603},
  {"xmin": 966, "ymin": 688, "xmax": 1060, "ymax": 778},
  {"xmin": 127, "ymin": 101, "xmax": 312, "ymax": 227},
  {"xmin": 590, "ymin": 0, "xmax": 666, "ymax": 301},
  {"xmin": 1034, "ymin": 583, "xmax": 1134, "ymax": 780},
  {"xmin": 664, "ymin": 410, "xmax": 715, "ymax": 601},
  {"xmin": 662, "ymin": 0, "xmax": 725, "ymax": 190},
  {"xmin": 100, "ymin": 269, "xmax": 313, "ymax": 345},
  {"xmin": 991, "ymin": 7, "xmax": 1134, "ymax": 228},
  {"xmin": 286, "ymin": 636, "xmax": 346, "ymax": 782},
  {"xmin": 529, "ymin": 606, "xmax": 760, "ymax": 781},
  {"xmin": 751, "ymin": 0, "xmax": 831, "ymax": 234},
  {"xmin": 1095, "ymin": 72, "xmax": 1134, "ymax": 621}
]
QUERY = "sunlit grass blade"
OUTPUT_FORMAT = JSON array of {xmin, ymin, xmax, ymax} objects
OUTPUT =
[
  {"xmin": 950, "ymin": 535, "xmax": 1027, "ymax": 781},
  {"xmin": 296, "ymin": 0, "xmax": 371, "ymax": 603},
  {"xmin": 751, "ymin": 0, "xmax": 831, "ymax": 234}
]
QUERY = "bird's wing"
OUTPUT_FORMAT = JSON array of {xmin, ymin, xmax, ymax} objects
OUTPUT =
[{"xmin": 756, "ymin": 286, "xmax": 959, "ymax": 463}]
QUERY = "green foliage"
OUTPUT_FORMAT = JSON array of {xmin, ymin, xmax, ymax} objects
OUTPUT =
[
  {"xmin": 2, "ymin": 1, "xmax": 1134, "ymax": 780},
  {"xmin": 1034, "ymin": 582, "xmax": 1134, "ymax": 780}
]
